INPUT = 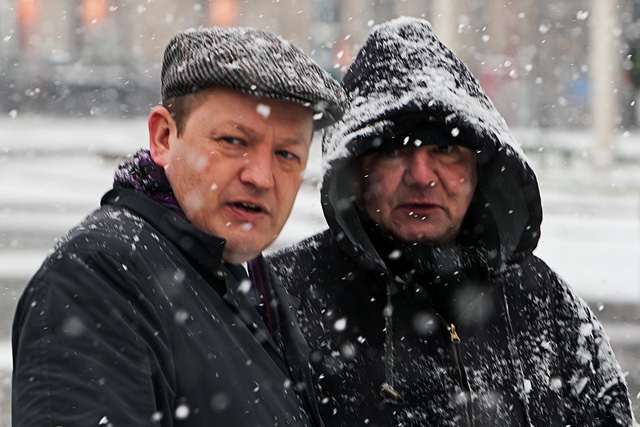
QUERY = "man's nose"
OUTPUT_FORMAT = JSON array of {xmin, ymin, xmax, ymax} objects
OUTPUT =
[
  {"xmin": 403, "ymin": 148, "xmax": 438, "ymax": 187},
  {"xmin": 239, "ymin": 146, "xmax": 275, "ymax": 190}
]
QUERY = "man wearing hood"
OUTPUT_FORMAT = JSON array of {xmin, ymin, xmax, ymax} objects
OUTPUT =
[
  {"xmin": 12, "ymin": 26, "xmax": 346, "ymax": 426},
  {"xmin": 268, "ymin": 17, "xmax": 635, "ymax": 426}
]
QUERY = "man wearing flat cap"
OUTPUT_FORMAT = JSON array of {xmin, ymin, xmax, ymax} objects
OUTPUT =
[{"xmin": 12, "ymin": 26, "xmax": 346, "ymax": 426}]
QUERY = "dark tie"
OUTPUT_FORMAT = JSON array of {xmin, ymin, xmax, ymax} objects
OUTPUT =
[{"xmin": 224, "ymin": 262, "xmax": 266, "ymax": 321}]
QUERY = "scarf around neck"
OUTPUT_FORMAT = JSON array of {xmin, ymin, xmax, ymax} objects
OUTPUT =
[{"xmin": 113, "ymin": 149, "xmax": 184, "ymax": 216}]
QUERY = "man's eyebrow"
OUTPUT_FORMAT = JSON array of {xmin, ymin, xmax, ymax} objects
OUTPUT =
[
  {"xmin": 281, "ymin": 136, "xmax": 311, "ymax": 146},
  {"xmin": 228, "ymin": 122, "xmax": 254, "ymax": 136},
  {"xmin": 229, "ymin": 122, "xmax": 311, "ymax": 145},
  {"xmin": 208, "ymin": 121, "xmax": 254, "ymax": 140}
]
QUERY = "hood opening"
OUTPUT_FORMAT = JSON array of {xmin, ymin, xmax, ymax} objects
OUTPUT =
[{"xmin": 323, "ymin": 127, "xmax": 541, "ymax": 270}]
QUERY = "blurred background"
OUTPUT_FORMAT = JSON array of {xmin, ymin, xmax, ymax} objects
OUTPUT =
[
  {"xmin": 3, "ymin": 0, "xmax": 640, "ymax": 132},
  {"xmin": 1, "ymin": 0, "xmax": 640, "ymax": 424}
]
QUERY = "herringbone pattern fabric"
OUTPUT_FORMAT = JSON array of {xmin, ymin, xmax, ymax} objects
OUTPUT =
[{"xmin": 161, "ymin": 26, "xmax": 346, "ymax": 128}]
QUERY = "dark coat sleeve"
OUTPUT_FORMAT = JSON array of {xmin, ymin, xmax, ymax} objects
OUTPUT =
[
  {"xmin": 12, "ymin": 243, "xmax": 167, "ymax": 427},
  {"xmin": 551, "ymin": 271, "xmax": 635, "ymax": 426},
  {"xmin": 517, "ymin": 256, "xmax": 635, "ymax": 426}
]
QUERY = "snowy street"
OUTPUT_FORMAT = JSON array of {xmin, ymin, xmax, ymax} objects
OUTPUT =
[{"xmin": 1, "ymin": 117, "xmax": 640, "ymax": 424}]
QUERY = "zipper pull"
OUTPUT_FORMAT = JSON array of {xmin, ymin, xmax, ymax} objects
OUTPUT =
[
  {"xmin": 449, "ymin": 323, "xmax": 461, "ymax": 344},
  {"xmin": 381, "ymin": 382, "xmax": 401, "ymax": 402}
]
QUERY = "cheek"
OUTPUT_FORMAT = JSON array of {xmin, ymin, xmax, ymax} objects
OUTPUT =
[
  {"xmin": 282, "ymin": 166, "xmax": 304, "ymax": 185},
  {"xmin": 464, "ymin": 166, "xmax": 478, "ymax": 196},
  {"xmin": 183, "ymin": 149, "xmax": 210, "ymax": 172},
  {"xmin": 446, "ymin": 162, "xmax": 477, "ymax": 194},
  {"xmin": 363, "ymin": 182, "xmax": 383, "ymax": 203},
  {"xmin": 181, "ymin": 190, "xmax": 206, "ymax": 214},
  {"xmin": 457, "ymin": 175, "xmax": 476, "ymax": 197},
  {"xmin": 277, "ymin": 172, "xmax": 304, "ymax": 204},
  {"xmin": 364, "ymin": 169, "xmax": 398, "ymax": 201},
  {"xmin": 361, "ymin": 180, "xmax": 387, "ymax": 216}
]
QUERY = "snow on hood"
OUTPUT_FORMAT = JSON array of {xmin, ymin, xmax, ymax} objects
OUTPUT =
[
  {"xmin": 321, "ymin": 17, "xmax": 542, "ymax": 268},
  {"xmin": 324, "ymin": 16, "xmax": 524, "ymax": 166}
]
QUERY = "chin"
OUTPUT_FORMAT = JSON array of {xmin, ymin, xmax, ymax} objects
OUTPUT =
[
  {"xmin": 228, "ymin": 238, "xmax": 269, "ymax": 259},
  {"xmin": 224, "ymin": 247, "xmax": 261, "ymax": 264}
]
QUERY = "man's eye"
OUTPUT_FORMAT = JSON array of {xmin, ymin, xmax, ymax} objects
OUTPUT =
[
  {"xmin": 276, "ymin": 150, "xmax": 299, "ymax": 161},
  {"xmin": 221, "ymin": 136, "xmax": 243, "ymax": 146},
  {"xmin": 436, "ymin": 145, "xmax": 455, "ymax": 154},
  {"xmin": 381, "ymin": 148, "xmax": 401, "ymax": 158}
]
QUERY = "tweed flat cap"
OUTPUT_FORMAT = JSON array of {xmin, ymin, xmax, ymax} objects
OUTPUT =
[{"xmin": 161, "ymin": 26, "xmax": 347, "ymax": 128}]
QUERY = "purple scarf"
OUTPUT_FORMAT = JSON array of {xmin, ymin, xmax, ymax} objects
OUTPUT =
[{"xmin": 113, "ymin": 149, "xmax": 184, "ymax": 216}]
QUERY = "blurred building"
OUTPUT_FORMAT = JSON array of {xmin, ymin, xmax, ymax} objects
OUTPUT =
[{"xmin": 0, "ymin": 0, "xmax": 638, "ymax": 132}]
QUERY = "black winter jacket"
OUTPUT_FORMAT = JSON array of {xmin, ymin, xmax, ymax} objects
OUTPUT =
[
  {"xmin": 12, "ymin": 188, "xmax": 322, "ymax": 427},
  {"xmin": 268, "ymin": 17, "xmax": 635, "ymax": 427}
]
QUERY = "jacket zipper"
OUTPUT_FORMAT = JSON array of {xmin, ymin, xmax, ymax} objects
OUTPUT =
[
  {"xmin": 448, "ymin": 323, "xmax": 461, "ymax": 344},
  {"xmin": 432, "ymin": 291, "xmax": 485, "ymax": 427},
  {"xmin": 433, "ymin": 312, "xmax": 473, "ymax": 427}
]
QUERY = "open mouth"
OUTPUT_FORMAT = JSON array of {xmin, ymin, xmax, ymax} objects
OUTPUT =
[{"xmin": 234, "ymin": 202, "xmax": 263, "ymax": 213}]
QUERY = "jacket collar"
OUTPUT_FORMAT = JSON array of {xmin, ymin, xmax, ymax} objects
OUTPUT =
[
  {"xmin": 101, "ymin": 187, "xmax": 227, "ymax": 294},
  {"xmin": 102, "ymin": 188, "xmax": 323, "ymax": 426}
]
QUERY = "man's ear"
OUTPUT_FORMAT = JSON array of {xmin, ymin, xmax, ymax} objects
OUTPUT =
[{"xmin": 148, "ymin": 105, "xmax": 175, "ymax": 168}]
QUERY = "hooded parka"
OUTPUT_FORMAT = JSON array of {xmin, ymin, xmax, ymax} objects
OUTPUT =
[
  {"xmin": 268, "ymin": 17, "xmax": 635, "ymax": 427},
  {"xmin": 12, "ymin": 187, "xmax": 323, "ymax": 427}
]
